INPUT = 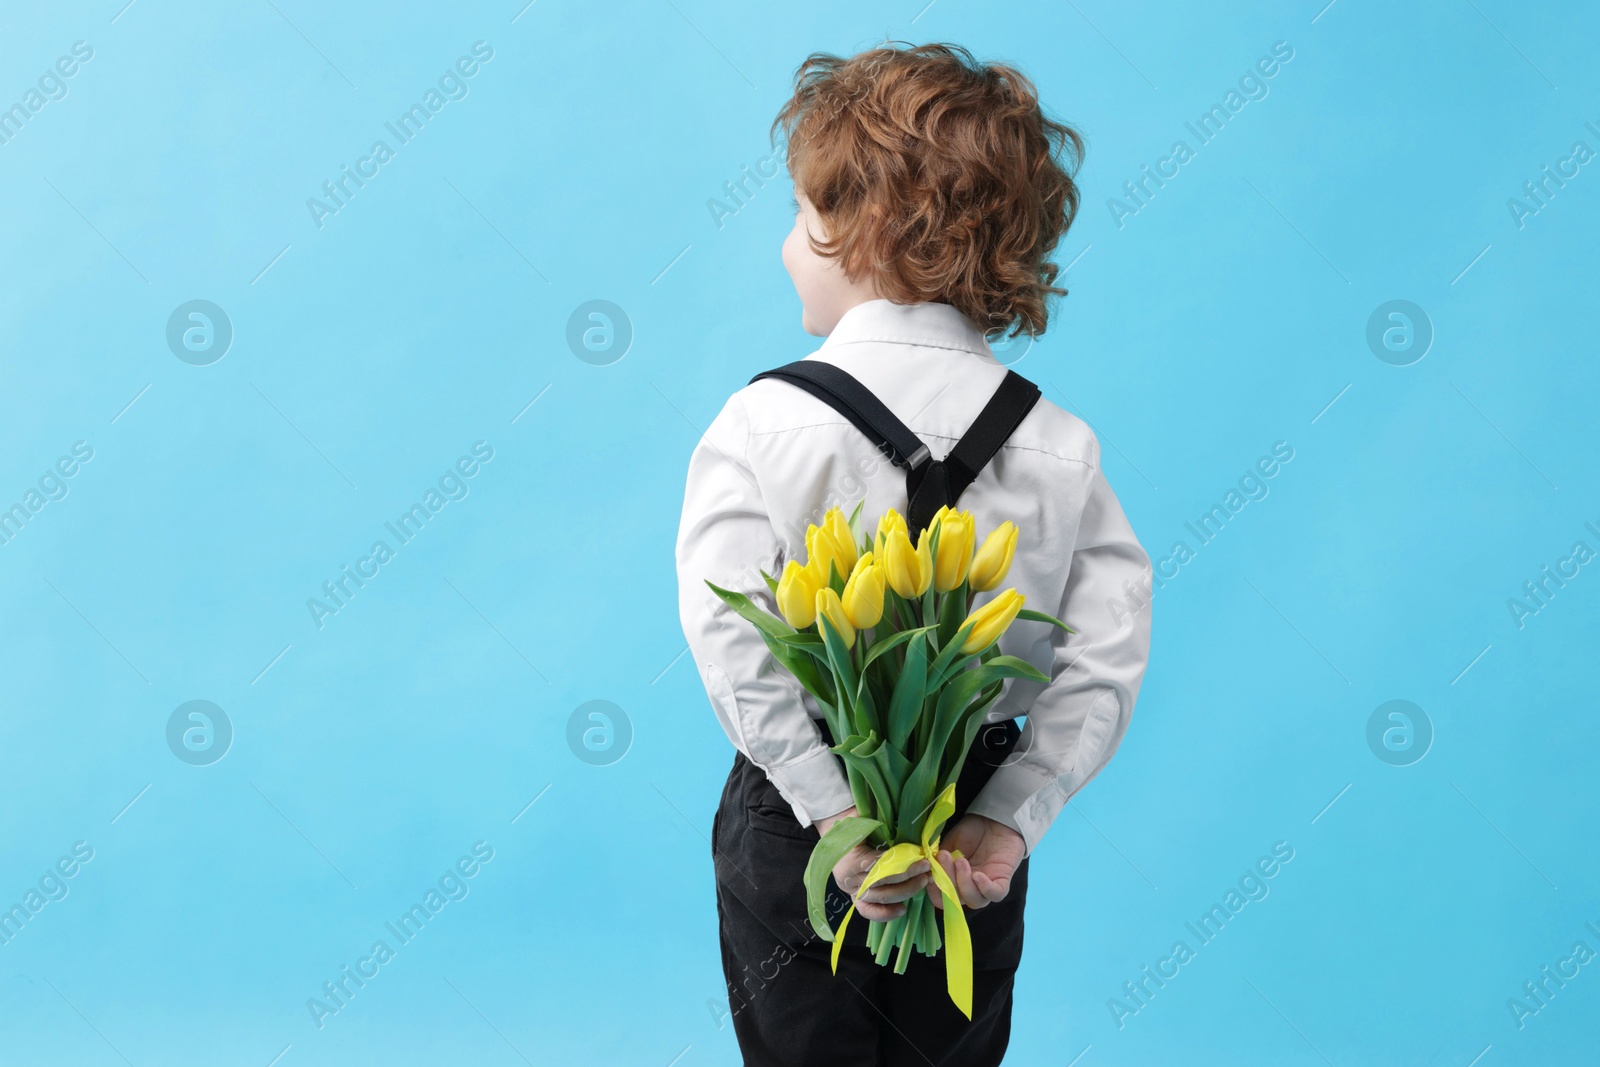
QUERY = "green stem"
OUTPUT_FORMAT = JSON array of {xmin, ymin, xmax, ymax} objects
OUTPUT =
[
  {"xmin": 918, "ymin": 888, "xmax": 942, "ymax": 956},
  {"xmin": 893, "ymin": 894, "xmax": 921, "ymax": 974},
  {"xmin": 874, "ymin": 913, "xmax": 903, "ymax": 966}
]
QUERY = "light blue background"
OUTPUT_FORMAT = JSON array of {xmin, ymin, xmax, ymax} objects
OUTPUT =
[{"xmin": 2, "ymin": 1, "xmax": 1596, "ymax": 1064}]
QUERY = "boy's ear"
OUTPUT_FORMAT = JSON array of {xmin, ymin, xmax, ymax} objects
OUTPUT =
[{"xmin": 840, "ymin": 247, "xmax": 875, "ymax": 284}]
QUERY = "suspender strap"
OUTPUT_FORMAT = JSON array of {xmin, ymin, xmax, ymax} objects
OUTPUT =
[
  {"xmin": 941, "ymin": 370, "xmax": 1042, "ymax": 501},
  {"xmin": 749, "ymin": 362, "xmax": 931, "ymax": 471},
  {"xmin": 750, "ymin": 359, "xmax": 1042, "ymax": 535}
]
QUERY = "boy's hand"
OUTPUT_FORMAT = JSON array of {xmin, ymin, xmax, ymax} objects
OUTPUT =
[
  {"xmin": 930, "ymin": 814, "xmax": 1025, "ymax": 911},
  {"xmin": 815, "ymin": 806, "xmax": 930, "ymax": 922}
]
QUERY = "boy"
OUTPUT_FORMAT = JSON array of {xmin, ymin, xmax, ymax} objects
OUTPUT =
[{"xmin": 675, "ymin": 42, "xmax": 1152, "ymax": 1066}]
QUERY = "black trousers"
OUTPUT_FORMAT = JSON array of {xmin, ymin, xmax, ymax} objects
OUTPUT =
[{"xmin": 712, "ymin": 718, "xmax": 1029, "ymax": 1067}]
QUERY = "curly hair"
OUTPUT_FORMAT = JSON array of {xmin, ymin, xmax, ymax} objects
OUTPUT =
[{"xmin": 771, "ymin": 42, "xmax": 1084, "ymax": 340}]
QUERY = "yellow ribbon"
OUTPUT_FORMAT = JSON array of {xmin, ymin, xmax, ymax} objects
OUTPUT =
[{"xmin": 829, "ymin": 782, "xmax": 973, "ymax": 1019}]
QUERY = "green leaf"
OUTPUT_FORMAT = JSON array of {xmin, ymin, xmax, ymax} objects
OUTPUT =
[
  {"xmin": 772, "ymin": 636, "xmax": 829, "ymax": 675},
  {"xmin": 847, "ymin": 498, "xmax": 865, "ymax": 537},
  {"xmin": 930, "ymin": 668, "xmax": 996, "ymax": 750},
  {"xmin": 705, "ymin": 581, "xmax": 795, "ymax": 642},
  {"xmin": 755, "ymin": 632, "xmax": 831, "ymax": 701},
  {"xmin": 896, "ymin": 764, "xmax": 941, "ymax": 845},
  {"xmin": 926, "ymin": 622, "xmax": 977, "ymax": 690},
  {"xmin": 817, "ymin": 613, "xmax": 857, "ymax": 705},
  {"xmin": 982, "ymin": 654, "xmax": 1049, "ymax": 684},
  {"xmin": 936, "ymin": 579, "xmax": 968, "ymax": 648},
  {"xmin": 862, "ymin": 646, "xmax": 899, "ymax": 724},
  {"xmin": 872, "ymin": 733, "xmax": 914, "ymax": 794},
  {"xmin": 836, "ymin": 733, "xmax": 897, "ymax": 832},
  {"xmin": 760, "ymin": 567, "xmax": 780, "ymax": 596},
  {"xmin": 851, "ymin": 674, "xmax": 881, "ymax": 738},
  {"xmin": 804, "ymin": 815, "xmax": 882, "ymax": 940},
  {"xmin": 773, "ymin": 631, "xmax": 826, "ymax": 657},
  {"xmin": 1018, "ymin": 608, "xmax": 1075, "ymax": 634},
  {"xmin": 886, "ymin": 635, "xmax": 928, "ymax": 751},
  {"xmin": 941, "ymin": 685, "xmax": 1005, "ymax": 792},
  {"xmin": 860, "ymin": 624, "xmax": 936, "ymax": 672},
  {"xmin": 706, "ymin": 582, "xmax": 842, "ymax": 708},
  {"xmin": 971, "ymin": 657, "xmax": 1053, "ymax": 689},
  {"xmin": 897, "ymin": 658, "xmax": 1046, "ymax": 841},
  {"xmin": 840, "ymin": 761, "xmax": 878, "ymax": 826}
]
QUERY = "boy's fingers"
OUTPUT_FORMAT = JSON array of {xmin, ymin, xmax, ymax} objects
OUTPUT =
[
  {"xmin": 836, "ymin": 852, "xmax": 927, "ymax": 890},
  {"xmin": 856, "ymin": 899, "xmax": 905, "ymax": 921},
  {"xmin": 859, "ymin": 873, "xmax": 927, "ymax": 904},
  {"xmin": 833, "ymin": 848, "xmax": 876, "ymax": 892},
  {"xmin": 871, "ymin": 859, "xmax": 929, "ymax": 886},
  {"xmin": 973, "ymin": 869, "xmax": 1009, "ymax": 903},
  {"xmin": 954, "ymin": 855, "xmax": 987, "ymax": 910}
]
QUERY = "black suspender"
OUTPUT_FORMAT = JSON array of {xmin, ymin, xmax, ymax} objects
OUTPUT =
[
  {"xmin": 750, "ymin": 362, "xmax": 932, "ymax": 470},
  {"xmin": 750, "ymin": 360, "xmax": 1042, "ymax": 535}
]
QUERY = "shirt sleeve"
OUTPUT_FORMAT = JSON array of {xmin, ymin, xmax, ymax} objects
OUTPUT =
[
  {"xmin": 675, "ymin": 392, "xmax": 856, "ymax": 828},
  {"xmin": 964, "ymin": 452, "xmax": 1153, "ymax": 856}
]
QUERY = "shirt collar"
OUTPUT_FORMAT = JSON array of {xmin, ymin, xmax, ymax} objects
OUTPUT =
[{"xmin": 813, "ymin": 299, "xmax": 998, "ymax": 362}]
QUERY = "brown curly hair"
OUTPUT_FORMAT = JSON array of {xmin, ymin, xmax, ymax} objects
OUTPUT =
[{"xmin": 771, "ymin": 42, "xmax": 1084, "ymax": 340}]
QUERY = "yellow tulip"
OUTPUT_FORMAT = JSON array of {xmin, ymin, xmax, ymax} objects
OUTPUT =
[
  {"xmin": 841, "ymin": 553, "xmax": 886, "ymax": 629},
  {"xmin": 882, "ymin": 525, "xmax": 930, "ymax": 598},
  {"xmin": 914, "ymin": 527, "xmax": 935, "ymax": 594},
  {"xmin": 968, "ymin": 522, "xmax": 1018, "ymax": 592},
  {"xmin": 931, "ymin": 508, "xmax": 976, "ymax": 592},
  {"xmin": 805, "ymin": 524, "xmax": 839, "ymax": 586},
  {"xmin": 874, "ymin": 508, "xmax": 908, "ymax": 559},
  {"xmin": 960, "ymin": 588, "xmax": 1025, "ymax": 653},
  {"xmin": 815, "ymin": 586, "xmax": 856, "ymax": 649},
  {"xmin": 775, "ymin": 559, "xmax": 824, "ymax": 628},
  {"xmin": 822, "ymin": 506, "xmax": 859, "ymax": 576},
  {"xmin": 806, "ymin": 507, "xmax": 858, "ymax": 585}
]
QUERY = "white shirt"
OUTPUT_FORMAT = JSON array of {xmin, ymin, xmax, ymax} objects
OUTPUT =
[{"xmin": 675, "ymin": 299, "xmax": 1152, "ymax": 855}]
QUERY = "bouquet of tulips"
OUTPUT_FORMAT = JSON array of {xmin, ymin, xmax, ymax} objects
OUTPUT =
[{"xmin": 706, "ymin": 502, "xmax": 1072, "ymax": 1017}]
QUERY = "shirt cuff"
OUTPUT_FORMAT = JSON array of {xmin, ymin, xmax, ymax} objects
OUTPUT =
[
  {"xmin": 766, "ymin": 745, "xmax": 855, "ymax": 828},
  {"xmin": 964, "ymin": 763, "xmax": 1064, "ymax": 858}
]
